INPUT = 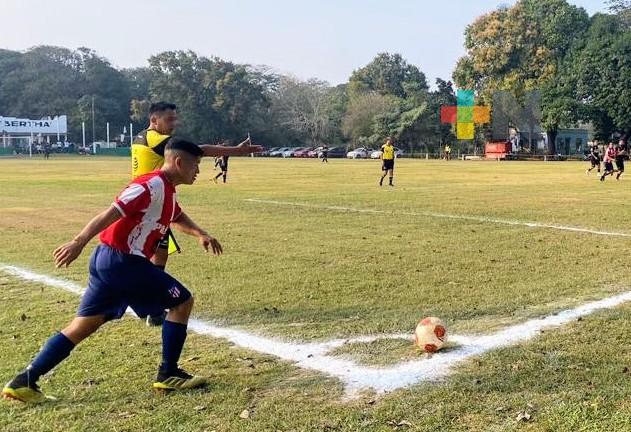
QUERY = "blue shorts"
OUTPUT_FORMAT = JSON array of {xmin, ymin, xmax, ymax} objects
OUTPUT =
[{"xmin": 77, "ymin": 244, "xmax": 192, "ymax": 321}]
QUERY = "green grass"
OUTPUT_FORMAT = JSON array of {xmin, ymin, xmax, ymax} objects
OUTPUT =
[{"xmin": 2, "ymin": 156, "xmax": 631, "ymax": 430}]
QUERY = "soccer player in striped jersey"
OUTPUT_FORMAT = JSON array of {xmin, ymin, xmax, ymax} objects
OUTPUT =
[
  {"xmin": 600, "ymin": 142, "xmax": 617, "ymax": 182},
  {"xmin": 2, "ymin": 140, "xmax": 221, "ymax": 403},
  {"xmin": 133, "ymin": 102, "xmax": 261, "ymax": 326}
]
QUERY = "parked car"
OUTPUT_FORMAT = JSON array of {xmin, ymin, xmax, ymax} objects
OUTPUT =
[
  {"xmin": 260, "ymin": 147, "xmax": 280, "ymax": 157},
  {"xmin": 308, "ymin": 147, "xmax": 323, "ymax": 158},
  {"xmin": 282, "ymin": 147, "xmax": 304, "ymax": 158},
  {"xmin": 346, "ymin": 147, "xmax": 373, "ymax": 159},
  {"xmin": 370, "ymin": 147, "xmax": 404, "ymax": 159},
  {"xmin": 293, "ymin": 147, "xmax": 315, "ymax": 157},
  {"xmin": 319, "ymin": 147, "xmax": 347, "ymax": 158},
  {"xmin": 270, "ymin": 147, "xmax": 290, "ymax": 157}
]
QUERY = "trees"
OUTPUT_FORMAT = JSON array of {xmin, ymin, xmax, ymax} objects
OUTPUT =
[
  {"xmin": 348, "ymin": 53, "xmax": 428, "ymax": 99},
  {"xmin": 0, "ymin": 46, "xmax": 130, "ymax": 142},
  {"xmin": 344, "ymin": 53, "xmax": 437, "ymax": 153},
  {"xmin": 144, "ymin": 51, "xmax": 270, "ymax": 143},
  {"xmin": 270, "ymin": 76, "xmax": 330, "ymax": 146},
  {"xmin": 608, "ymin": 0, "xmax": 631, "ymax": 26},
  {"xmin": 342, "ymin": 93, "xmax": 400, "ymax": 147},
  {"xmin": 453, "ymin": 0, "xmax": 590, "ymax": 153},
  {"xmin": 573, "ymin": 13, "xmax": 631, "ymax": 138}
]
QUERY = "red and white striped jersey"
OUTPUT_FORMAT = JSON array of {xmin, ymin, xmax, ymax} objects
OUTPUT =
[
  {"xmin": 605, "ymin": 146, "xmax": 617, "ymax": 162},
  {"xmin": 100, "ymin": 170, "xmax": 181, "ymax": 259}
]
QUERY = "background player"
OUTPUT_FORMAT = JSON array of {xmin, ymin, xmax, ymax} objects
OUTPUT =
[
  {"xmin": 379, "ymin": 137, "xmax": 396, "ymax": 187},
  {"xmin": 132, "ymin": 102, "xmax": 260, "ymax": 325},
  {"xmin": 586, "ymin": 141, "xmax": 601, "ymax": 175}
]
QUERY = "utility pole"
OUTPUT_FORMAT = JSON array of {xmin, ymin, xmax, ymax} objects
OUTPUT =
[{"xmin": 91, "ymin": 95, "xmax": 95, "ymax": 145}]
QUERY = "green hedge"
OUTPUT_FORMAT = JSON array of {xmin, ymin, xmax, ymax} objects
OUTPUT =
[{"xmin": 96, "ymin": 148, "xmax": 130, "ymax": 156}]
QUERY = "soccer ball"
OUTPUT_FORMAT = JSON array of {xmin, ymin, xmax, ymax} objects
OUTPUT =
[{"xmin": 414, "ymin": 317, "xmax": 447, "ymax": 353}]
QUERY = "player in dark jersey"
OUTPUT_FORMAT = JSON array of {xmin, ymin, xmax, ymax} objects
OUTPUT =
[
  {"xmin": 586, "ymin": 142, "xmax": 601, "ymax": 175},
  {"xmin": 615, "ymin": 143, "xmax": 626, "ymax": 180},
  {"xmin": 212, "ymin": 155, "xmax": 229, "ymax": 183}
]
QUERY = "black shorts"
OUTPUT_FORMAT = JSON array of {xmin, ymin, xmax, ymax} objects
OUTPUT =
[
  {"xmin": 382, "ymin": 159, "xmax": 395, "ymax": 171},
  {"xmin": 616, "ymin": 159, "xmax": 625, "ymax": 172},
  {"xmin": 590, "ymin": 156, "xmax": 600, "ymax": 167},
  {"xmin": 605, "ymin": 161, "xmax": 614, "ymax": 172},
  {"xmin": 78, "ymin": 244, "xmax": 191, "ymax": 321}
]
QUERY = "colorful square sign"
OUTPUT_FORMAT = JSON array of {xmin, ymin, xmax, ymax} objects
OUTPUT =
[{"xmin": 441, "ymin": 90, "xmax": 490, "ymax": 140}]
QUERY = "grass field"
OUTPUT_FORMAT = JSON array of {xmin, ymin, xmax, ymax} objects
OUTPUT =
[{"xmin": 2, "ymin": 156, "xmax": 631, "ymax": 431}]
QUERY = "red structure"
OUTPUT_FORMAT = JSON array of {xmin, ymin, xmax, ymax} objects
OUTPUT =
[{"xmin": 485, "ymin": 141, "xmax": 511, "ymax": 159}]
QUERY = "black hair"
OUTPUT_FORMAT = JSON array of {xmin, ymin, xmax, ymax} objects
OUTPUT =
[
  {"xmin": 150, "ymin": 102, "xmax": 177, "ymax": 115},
  {"xmin": 165, "ymin": 138, "xmax": 203, "ymax": 157}
]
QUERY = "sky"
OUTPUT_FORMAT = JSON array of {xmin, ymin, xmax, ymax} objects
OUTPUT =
[{"xmin": 1, "ymin": 0, "xmax": 609, "ymax": 86}]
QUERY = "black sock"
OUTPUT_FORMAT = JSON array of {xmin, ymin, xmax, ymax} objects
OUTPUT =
[
  {"xmin": 161, "ymin": 321, "xmax": 188, "ymax": 374},
  {"xmin": 389, "ymin": 177, "xmax": 393, "ymax": 185},
  {"xmin": 24, "ymin": 332, "xmax": 75, "ymax": 384}
]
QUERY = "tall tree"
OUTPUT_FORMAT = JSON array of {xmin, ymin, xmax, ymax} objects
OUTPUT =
[
  {"xmin": 574, "ymin": 13, "xmax": 631, "ymax": 138},
  {"xmin": 349, "ymin": 53, "xmax": 428, "ymax": 99},
  {"xmin": 270, "ymin": 76, "xmax": 339, "ymax": 146},
  {"xmin": 147, "ymin": 51, "xmax": 269, "ymax": 143},
  {"xmin": 342, "ymin": 93, "xmax": 399, "ymax": 146},
  {"xmin": 453, "ymin": 0, "xmax": 590, "ymax": 153},
  {"xmin": 608, "ymin": 0, "xmax": 631, "ymax": 25}
]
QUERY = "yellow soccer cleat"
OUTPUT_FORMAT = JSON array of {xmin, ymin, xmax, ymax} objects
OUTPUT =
[
  {"xmin": 2, "ymin": 375, "xmax": 53, "ymax": 403},
  {"xmin": 153, "ymin": 368, "xmax": 207, "ymax": 391}
]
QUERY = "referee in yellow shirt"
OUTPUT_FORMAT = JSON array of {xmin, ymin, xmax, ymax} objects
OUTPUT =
[
  {"xmin": 379, "ymin": 137, "xmax": 396, "ymax": 187},
  {"xmin": 133, "ymin": 102, "xmax": 262, "ymax": 325}
]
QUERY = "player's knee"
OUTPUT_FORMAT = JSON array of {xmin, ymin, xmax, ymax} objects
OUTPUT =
[
  {"xmin": 172, "ymin": 295, "xmax": 194, "ymax": 315},
  {"xmin": 62, "ymin": 316, "xmax": 105, "ymax": 344}
]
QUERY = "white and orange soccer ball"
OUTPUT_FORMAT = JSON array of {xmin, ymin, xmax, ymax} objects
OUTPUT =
[{"xmin": 414, "ymin": 317, "xmax": 447, "ymax": 353}]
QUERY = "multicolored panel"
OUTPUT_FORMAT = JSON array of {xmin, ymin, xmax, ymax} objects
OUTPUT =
[
  {"xmin": 457, "ymin": 122, "xmax": 475, "ymax": 140},
  {"xmin": 457, "ymin": 106, "xmax": 473, "ymax": 123},
  {"xmin": 473, "ymin": 106, "xmax": 491, "ymax": 123},
  {"xmin": 440, "ymin": 106, "xmax": 457, "ymax": 124},
  {"xmin": 457, "ymin": 89, "xmax": 474, "ymax": 107}
]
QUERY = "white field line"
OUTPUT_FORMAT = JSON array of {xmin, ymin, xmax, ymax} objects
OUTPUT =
[
  {"xmin": 2, "ymin": 263, "xmax": 631, "ymax": 398},
  {"xmin": 245, "ymin": 198, "xmax": 631, "ymax": 238}
]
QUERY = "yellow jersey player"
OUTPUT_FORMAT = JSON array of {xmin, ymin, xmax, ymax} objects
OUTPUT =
[
  {"xmin": 133, "ymin": 102, "xmax": 261, "ymax": 325},
  {"xmin": 379, "ymin": 137, "xmax": 396, "ymax": 187}
]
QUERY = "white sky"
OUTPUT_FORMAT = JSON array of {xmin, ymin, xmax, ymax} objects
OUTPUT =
[{"xmin": 1, "ymin": 0, "xmax": 609, "ymax": 86}]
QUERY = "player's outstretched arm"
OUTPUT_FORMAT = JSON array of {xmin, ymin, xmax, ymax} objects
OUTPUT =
[
  {"xmin": 171, "ymin": 212, "xmax": 223, "ymax": 256},
  {"xmin": 199, "ymin": 137, "xmax": 263, "ymax": 157},
  {"xmin": 53, "ymin": 205, "xmax": 123, "ymax": 268}
]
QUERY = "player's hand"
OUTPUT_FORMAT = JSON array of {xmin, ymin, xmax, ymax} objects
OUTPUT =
[
  {"xmin": 53, "ymin": 240, "xmax": 85, "ymax": 268},
  {"xmin": 199, "ymin": 233, "xmax": 223, "ymax": 255},
  {"xmin": 234, "ymin": 138, "xmax": 263, "ymax": 155}
]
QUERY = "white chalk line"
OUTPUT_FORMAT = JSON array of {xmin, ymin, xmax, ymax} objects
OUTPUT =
[
  {"xmin": 244, "ymin": 198, "xmax": 631, "ymax": 238},
  {"xmin": 2, "ymin": 263, "xmax": 631, "ymax": 398}
]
